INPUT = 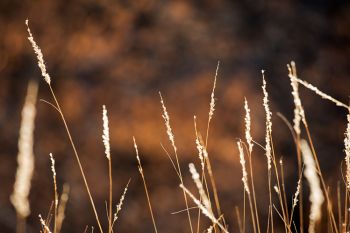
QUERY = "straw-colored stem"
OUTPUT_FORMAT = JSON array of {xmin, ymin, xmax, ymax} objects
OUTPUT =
[
  {"xmin": 243, "ymin": 190, "xmax": 246, "ymax": 233},
  {"xmin": 280, "ymin": 160, "xmax": 290, "ymax": 225},
  {"xmin": 134, "ymin": 138, "xmax": 158, "ymax": 233},
  {"xmin": 268, "ymin": 170, "xmax": 274, "ymax": 233},
  {"xmin": 159, "ymin": 93, "xmax": 194, "ymax": 233},
  {"xmin": 108, "ymin": 157, "xmax": 112, "ymax": 233},
  {"xmin": 16, "ymin": 214, "xmax": 25, "ymax": 233},
  {"xmin": 271, "ymin": 150, "xmax": 288, "ymax": 233},
  {"xmin": 235, "ymin": 206, "xmax": 243, "ymax": 233},
  {"xmin": 48, "ymin": 85, "xmax": 103, "ymax": 233},
  {"xmin": 344, "ymin": 189, "xmax": 348, "ymax": 232},
  {"xmin": 337, "ymin": 182, "xmax": 341, "ymax": 233},
  {"xmin": 247, "ymin": 191, "xmax": 257, "ymax": 233},
  {"xmin": 205, "ymin": 156, "xmax": 222, "ymax": 217},
  {"xmin": 140, "ymin": 169, "xmax": 158, "ymax": 233},
  {"xmin": 245, "ymin": 145, "xmax": 261, "ymax": 233}
]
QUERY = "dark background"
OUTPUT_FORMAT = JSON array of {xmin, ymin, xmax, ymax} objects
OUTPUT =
[{"xmin": 0, "ymin": 0, "xmax": 349, "ymax": 232}]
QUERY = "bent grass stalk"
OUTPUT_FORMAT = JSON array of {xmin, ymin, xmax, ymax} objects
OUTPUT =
[
  {"xmin": 26, "ymin": 20, "xmax": 103, "ymax": 233},
  {"xmin": 134, "ymin": 137, "xmax": 158, "ymax": 233},
  {"xmin": 159, "ymin": 92, "xmax": 194, "ymax": 233},
  {"xmin": 237, "ymin": 140, "xmax": 257, "ymax": 233},
  {"xmin": 261, "ymin": 71, "xmax": 274, "ymax": 233},
  {"xmin": 243, "ymin": 99, "xmax": 261, "ymax": 233},
  {"xmin": 287, "ymin": 61, "xmax": 305, "ymax": 233},
  {"xmin": 204, "ymin": 62, "xmax": 223, "ymax": 224}
]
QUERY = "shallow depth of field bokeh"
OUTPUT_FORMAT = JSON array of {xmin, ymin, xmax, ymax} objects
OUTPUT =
[{"xmin": 1, "ymin": 1, "xmax": 350, "ymax": 232}]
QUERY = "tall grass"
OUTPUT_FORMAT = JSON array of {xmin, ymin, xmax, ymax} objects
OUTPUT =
[{"xmin": 12, "ymin": 19, "xmax": 350, "ymax": 233}]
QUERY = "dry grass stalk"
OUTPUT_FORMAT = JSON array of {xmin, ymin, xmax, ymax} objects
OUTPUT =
[
  {"xmin": 203, "ymin": 62, "xmax": 224, "ymax": 223},
  {"xmin": 134, "ymin": 137, "xmax": 158, "ymax": 233},
  {"xmin": 49, "ymin": 153, "xmax": 58, "ymax": 233},
  {"xmin": 237, "ymin": 140, "xmax": 258, "ymax": 233},
  {"xmin": 261, "ymin": 71, "xmax": 275, "ymax": 232},
  {"xmin": 262, "ymin": 71, "xmax": 272, "ymax": 170},
  {"xmin": 159, "ymin": 92, "xmax": 177, "ymax": 154},
  {"xmin": 11, "ymin": 80, "xmax": 38, "ymax": 233},
  {"xmin": 202, "ymin": 63, "xmax": 223, "ymax": 222},
  {"xmin": 56, "ymin": 184, "xmax": 70, "ymax": 233},
  {"xmin": 26, "ymin": 19, "xmax": 103, "ymax": 233},
  {"xmin": 102, "ymin": 105, "xmax": 113, "ymax": 233},
  {"xmin": 241, "ymin": 99, "xmax": 261, "ymax": 233},
  {"xmin": 179, "ymin": 184, "xmax": 228, "ymax": 233},
  {"xmin": 159, "ymin": 92, "xmax": 194, "ymax": 233},
  {"xmin": 287, "ymin": 61, "xmax": 305, "ymax": 233},
  {"xmin": 300, "ymin": 139, "xmax": 324, "ymax": 233}
]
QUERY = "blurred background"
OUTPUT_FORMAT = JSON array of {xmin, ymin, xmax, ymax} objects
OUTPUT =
[{"xmin": 0, "ymin": 0, "xmax": 349, "ymax": 232}]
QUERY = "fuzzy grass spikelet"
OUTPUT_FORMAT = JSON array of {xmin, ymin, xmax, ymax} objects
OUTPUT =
[
  {"xmin": 102, "ymin": 105, "xmax": 111, "ymax": 160},
  {"xmin": 288, "ymin": 61, "xmax": 306, "ymax": 134},
  {"xmin": 244, "ymin": 98, "xmax": 253, "ymax": 154},
  {"xmin": 344, "ymin": 113, "xmax": 350, "ymax": 189},
  {"xmin": 25, "ymin": 20, "xmax": 51, "ymax": 85},
  {"xmin": 237, "ymin": 140, "xmax": 250, "ymax": 194},
  {"xmin": 262, "ymin": 71, "xmax": 272, "ymax": 170}
]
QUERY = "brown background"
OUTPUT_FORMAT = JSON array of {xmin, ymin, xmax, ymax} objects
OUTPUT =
[{"xmin": 0, "ymin": 0, "xmax": 350, "ymax": 232}]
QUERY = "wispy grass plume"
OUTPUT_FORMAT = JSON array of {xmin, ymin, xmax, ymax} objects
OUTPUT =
[
  {"xmin": 288, "ymin": 61, "xmax": 306, "ymax": 134},
  {"xmin": 244, "ymin": 98, "xmax": 253, "ymax": 154},
  {"xmin": 345, "ymin": 113, "xmax": 350, "ymax": 190},
  {"xmin": 25, "ymin": 20, "xmax": 51, "ymax": 85},
  {"xmin": 262, "ymin": 71, "xmax": 272, "ymax": 170},
  {"xmin": 237, "ymin": 141, "xmax": 250, "ymax": 194}
]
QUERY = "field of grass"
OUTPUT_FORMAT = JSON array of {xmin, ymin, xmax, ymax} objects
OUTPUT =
[{"xmin": 9, "ymin": 20, "xmax": 350, "ymax": 233}]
